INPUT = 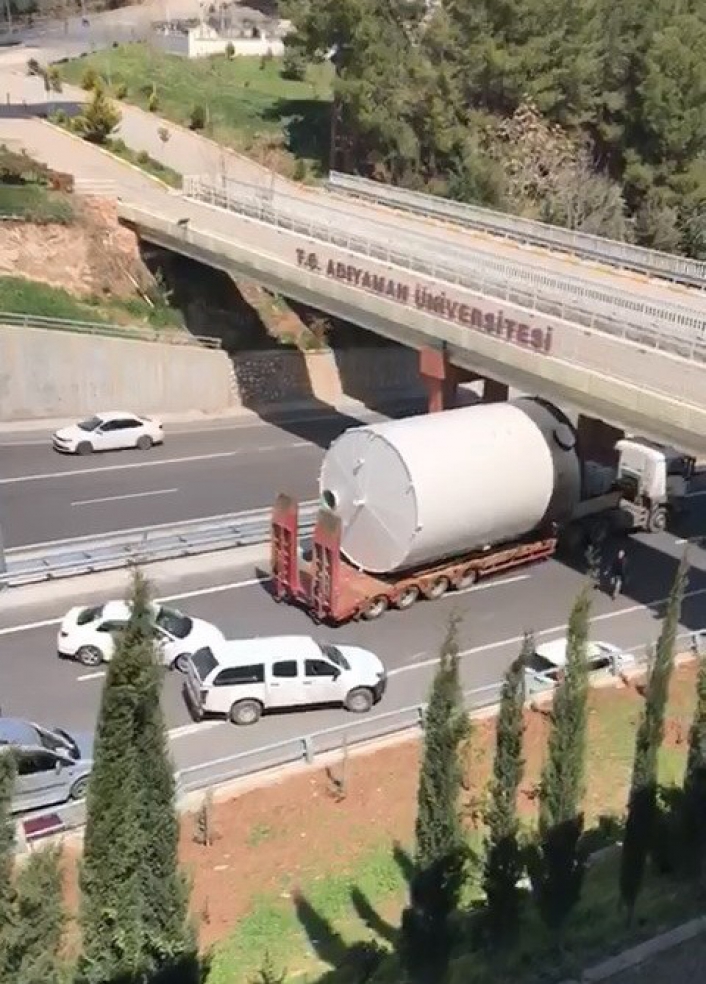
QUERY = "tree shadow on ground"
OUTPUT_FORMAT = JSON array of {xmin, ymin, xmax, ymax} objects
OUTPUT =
[{"xmin": 262, "ymin": 98, "xmax": 331, "ymax": 173}]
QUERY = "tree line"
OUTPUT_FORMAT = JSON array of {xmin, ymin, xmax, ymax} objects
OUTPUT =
[
  {"xmin": 396, "ymin": 548, "xmax": 705, "ymax": 983},
  {"xmin": 0, "ymin": 554, "xmax": 701, "ymax": 983},
  {"xmin": 282, "ymin": 0, "xmax": 706, "ymax": 258}
]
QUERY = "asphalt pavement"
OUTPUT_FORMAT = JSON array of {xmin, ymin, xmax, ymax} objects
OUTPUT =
[
  {"xmin": 0, "ymin": 406, "xmax": 420, "ymax": 548},
  {"xmin": 0, "ymin": 502, "xmax": 704, "ymax": 788}
]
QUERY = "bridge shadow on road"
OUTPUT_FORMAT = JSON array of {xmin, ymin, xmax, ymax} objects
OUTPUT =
[{"xmin": 0, "ymin": 98, "xmax": 82, "ymax": 119}]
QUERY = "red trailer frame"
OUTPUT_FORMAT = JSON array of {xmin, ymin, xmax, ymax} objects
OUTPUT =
[{"xmin": 271, "ymin": 493, "xmax": 557, "ymax": 625}]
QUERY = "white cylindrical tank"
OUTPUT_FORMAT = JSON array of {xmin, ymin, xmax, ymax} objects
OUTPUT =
[{"xmin": 318, "ymin": 398, "xmax": 581, "ymax": 574}]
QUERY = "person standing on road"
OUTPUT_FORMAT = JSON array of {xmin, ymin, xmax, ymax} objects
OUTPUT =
[{"xmin": 609, "ymin": 548, "xmax": 627, "ymax": 600}]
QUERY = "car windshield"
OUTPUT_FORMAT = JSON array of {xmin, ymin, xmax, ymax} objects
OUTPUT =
[
  {"xmin": 35, "ymin": 725, "xmax": 77, "ymax": 759},
  {"xmin": 528, "ymin": 653, "xmax": 560, "ymax": 675},
  {"xmin": 320, "ymin": 644, "xmax": 350, "ymax": 671},
  {"xmin": 77, "ymin": 416, "xmax": 103, "ymax": 432},
  {"xmin": 155, "ymin": 607, "xmax": 193, "ymax": 640},
  {"xmin": 192, "ymin": 647, "xmax": 218, "ymax": 681},
  {"xmin": 76, "ymin": 604, "xmax": 104, "ymax": 626}
]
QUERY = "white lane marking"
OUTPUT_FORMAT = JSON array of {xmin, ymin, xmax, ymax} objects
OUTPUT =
[
  {"xmin": 71, "ymin": 488, "xmax": 179, "ymax": 507},
  {"xmin": 686, "ymin": 490, "xmax": 706, "ymax": 499},
  {"xmin": 76, "ymin": 670, "xmax": 106, "ymax": 682},
  {"xmin": 0, "ymin": 575, "xmax": 266, "ymax": 636},
  {"xmin": 0, "ymin": 442, "xmax": 309, "ymax": 485},
  {"xmin": 454, "ymin": 573, "xmax": 529, "ymax": 597},
  {"xmin": 168, "ymin": 721, "xmax": 223, "ymax": 739},
  {"xmin": 387, "ymin": 583, "xmax": 706, "ymax": 677}
]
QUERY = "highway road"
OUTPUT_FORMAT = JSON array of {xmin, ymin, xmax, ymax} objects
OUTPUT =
[
  {"xmin": 0, "ymin": 405, "xmax": 423, "ymax": 549},
  {"xmin": 0, "ymin": 497, "xmax": 704, "ymax": 791}
]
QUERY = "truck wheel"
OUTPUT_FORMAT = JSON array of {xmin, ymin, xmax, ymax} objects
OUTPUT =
[
  {"xmin": 229, "ymin": 699, "xmax": 262, "ymax": 726},
  {"xmin": 361, "ymin": 596, "xmax": 389, "ymax": 620},
  {"xmin": 648, "ymin": 507, "xmax": 667, "ymax": 533},
  {"xmin": 456, "ymin": 568, "xmax": 476, "ymax": 590},
  {"xmin": 425, "ymin": 577, "xmax": 449, "ymax": 600},
  {"xmin": 396, "ymin": 586, "xmax": 419, "ymax": 610},
  {"xmin": 345, "ymin": 687, "xmax": 374, "ymax": 714}
]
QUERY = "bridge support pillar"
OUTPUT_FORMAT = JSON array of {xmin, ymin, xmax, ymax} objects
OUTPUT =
[
  {"xmin": 419, "ymin": 347, "xmax": 460, "ymax": 413},
  {"xmin": 577, "ymin": 414, "xmax": 624, "ymax": 466},
  {"xmin": 481, "ymin": 377, "xmax": 509, "ymax": 403}
]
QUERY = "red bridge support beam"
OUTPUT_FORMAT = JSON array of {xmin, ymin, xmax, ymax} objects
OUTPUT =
[
  {"xmin": 577, "ymin": 414, "xmax": 625, "ymax": 467},
  {"xmin": 419, "ymin": 346, "xmax": 460, "ymax": 413}
]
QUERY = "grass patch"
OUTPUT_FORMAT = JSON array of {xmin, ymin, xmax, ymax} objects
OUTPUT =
[
  {"xmin": 62, "ymin": 43, "xmax": 334, "ymax": 174},
  {"xmin": 0, "ymin": 184, "xmax": 74, "ymax": 224},
  {"xmin": 0, "ymin": 275, "xmax": 183, "ymax": 330},
  {"xmin": 104, "ymin": 137, "xmax": 182, "ymax": 188},
  {"xmin": 206, "ymin": 838, "xmax": 703, "ymax": 984}
]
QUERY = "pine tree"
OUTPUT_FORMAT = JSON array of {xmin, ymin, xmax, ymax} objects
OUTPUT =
[
  {"xmin": 77, "ymin": 569, "xmax": 155, "ymax": 984},
  {"xmin": 620, "ymin": 550, "xmax": 689, "ymax": 917},
  {"xmin": 131, "ymin": 572, "xmax": 198, "ymax": 983},
  {"xmin": 681, "ymin": 646, "xmax": 706, "ymax": 879},
  {"xmin": 482, "ymin": 633, "xmax": 529, "ymax": 943},
  {"xmin": 401, "ymin": 615, "xmax": 469, "ymax": 982},
  {"xmin": 12, "ymin": 846, "xmax": 66, "ymax": 984},
  {"xmin": 0, "ymin": 751, "xmax": 17, "ymax": 979},
  {"xmin": 532, "ymin": 585, "xmax": 592, "ymax": 930}
]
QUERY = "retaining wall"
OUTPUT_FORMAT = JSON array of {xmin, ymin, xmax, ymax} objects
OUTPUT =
[{"xmin": 0, "ymin": 325, "xmax": 424, "ymax": 420}]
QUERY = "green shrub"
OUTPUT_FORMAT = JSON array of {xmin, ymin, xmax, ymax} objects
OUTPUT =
[
  {"xmin": 136, "ymin": 150, "xmax": 150, "ymax": 165},
  {"xmin": 148, "ymin": 89, "xmax": 159, "ymax": 112},
  {"xmin": 224, "ymin": 41, "xmax": 235, "ymax": 60},
  {"xmin": 81, "ymin": 66, "xmax": 100, "ymax": 90},
  {"xmin": 115, "ymin": 81, "xmax": 128, "ymax": 99},
  {"xmin": 189, "ymin": 103, "xmax": 206, "ymax": 130}
]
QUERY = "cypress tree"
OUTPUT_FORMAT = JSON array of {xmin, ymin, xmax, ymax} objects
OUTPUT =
[
  {"xmin": 482, "ymin": 633, "xmax": 529, "ymax": 943},
  {"xmin": 131, "ymin": 571, "xmax": 198, "ymax": 983},
  {"xmin": 12, "ymin": 846, "xmax": 66, "ymax": 984},
  {"xmin": 77, "ymin": 570, "xmax": 147, "ymax": 984},
  {"xmin": 401, "ymin": 615, "xmax": 469, "ymax": 982},
  {"xmin": 620, "ymin": 550, "xmax": 689, "ymax": 917},
  {"xmin": 0, "ymin": 751, "xmax": 17, "ymax": 979},
  {"xmin": 532, "ymin": 585, "xmax": 592, "ymax": 930},
  {"xmin": 681, "ymin": 646, "xmax": 706, "ymax": 880}
]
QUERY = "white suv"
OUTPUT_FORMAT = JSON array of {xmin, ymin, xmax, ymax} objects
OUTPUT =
[
  {"xmin": 184, "ymin": 635, "xmax": 388, "ymax": 725},
  {"xmin": 57, "ymin": 601, "xmax": 225, "ymax": 671}
]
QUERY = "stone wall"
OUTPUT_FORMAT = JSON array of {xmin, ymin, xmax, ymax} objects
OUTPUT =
[{"xmin": 0, "ymin": 198, "xmax": 151, "ymax": 298}]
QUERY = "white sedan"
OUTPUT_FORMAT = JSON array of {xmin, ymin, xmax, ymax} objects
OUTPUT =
[
  {"xmin": 52, "ymin": 411, "xmax": 164, "ymax": 455},
  {"xmin": 57, "ymin": 600, "xmax": 225, "ymax": 671}
]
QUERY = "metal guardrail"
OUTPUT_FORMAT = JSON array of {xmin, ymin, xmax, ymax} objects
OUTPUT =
[
  {"xmin": 0, "ymin": 503, "xmax": 318, "ymax": 588},
  {"xmin": 182, "ymin": 175, "xmax": 706, "ymax": 360},
  {"xmin": 20, "ymin": 628, "xmax": 706, "ymax": 844},
  {"xmin": 327, "ymin": 171, "xmax": 706, "ymax": 291},
  {"xmin": 0, "ymin": 310, "xmax": 222, "ymax": 349}
]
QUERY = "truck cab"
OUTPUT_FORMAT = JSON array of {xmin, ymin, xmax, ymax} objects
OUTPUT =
[{"xmin": 615, "ymin": 438, "xmax": 695, "ymax": 533}]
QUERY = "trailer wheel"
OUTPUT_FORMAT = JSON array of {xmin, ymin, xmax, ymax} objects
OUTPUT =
[
  {"xmin": 456, "ymin": 568, "xmax": 477, "ymax": 590},
  {"xmin": 647, "ymin": 506, "xmax": 667, "ymax": 534},
  {"xmin": 396, "ymin": 586, "xmax": 420, "ymax": 610},
  {"xmin": 425, "ymin": 577, "xmax": 450, "ymax": 600},
  {"xmin": 361, "ymin": 596, "xmax": 389, "ymax": 620}
]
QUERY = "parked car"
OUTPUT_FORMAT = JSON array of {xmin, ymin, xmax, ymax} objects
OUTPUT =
[
  {"xmin": 183, "ymin": 635, "xmax": 388, "ymax": 725},
  {"xmin": 526, "ymin": 638, "xmax": 635, "ymax": 686},
  {"xmin": 57, "ymin": 600, "xmax": 225, "ymax": 670},
  {"xmin": 0, "ymin": 718, "xmax": 94, "ymax": 814},
  {"xmin": 52, "ymin": 411, "xmax": 164, "ymax": 455}
]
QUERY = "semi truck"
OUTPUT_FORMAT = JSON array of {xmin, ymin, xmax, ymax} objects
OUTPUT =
[{"xmin": 270, "ymin": 398, "xmax": 695, "ymax": 625}]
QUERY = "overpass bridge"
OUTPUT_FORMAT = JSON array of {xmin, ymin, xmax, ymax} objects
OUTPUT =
[
  {"xmin": 115, "ymin": 175, "xmax": 706, "ymax": 457},
  {"xmin": 4, "ymin": 117, "xmax": 706, "ymax": 455}
]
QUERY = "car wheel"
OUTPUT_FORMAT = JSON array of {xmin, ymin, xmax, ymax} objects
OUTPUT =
[
  {"xmin": 76, "ymin": 441, "xmax": 93, "ymax": 456},
  {"xmin": 229, "ymin": 699, "xmax": 262, "ymax": 726},
  {"xmin": 345, "ymin": 687, "xmax": 374, "ymax": 714},
  {"xmin": 70, "ymin": 776, "xmax": 89, "ymax": 800},
  {"xmin": 136, "ymin": 435, "xmax": 153, "ymax": 451},
  {"xmin": 173, "ymin": 653, "xmax": 190, "ymax": 674},
  {"xmin": 76, "ymin": 645, "xmax": 103, "ymax": 667}
]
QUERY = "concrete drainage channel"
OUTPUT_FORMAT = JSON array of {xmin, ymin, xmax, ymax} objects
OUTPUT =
[{"xmin": 0, "ymin": 501, "xmax": 318, "ymax": 588}]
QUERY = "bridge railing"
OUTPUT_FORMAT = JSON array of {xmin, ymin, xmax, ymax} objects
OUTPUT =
[
  {"xmin": 327, "ymin": 171, "xmax": 706, "ymax": 290},
  {"xmin": 182, "ymin": 175, "xmax": 706, "ymax": 364}
]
